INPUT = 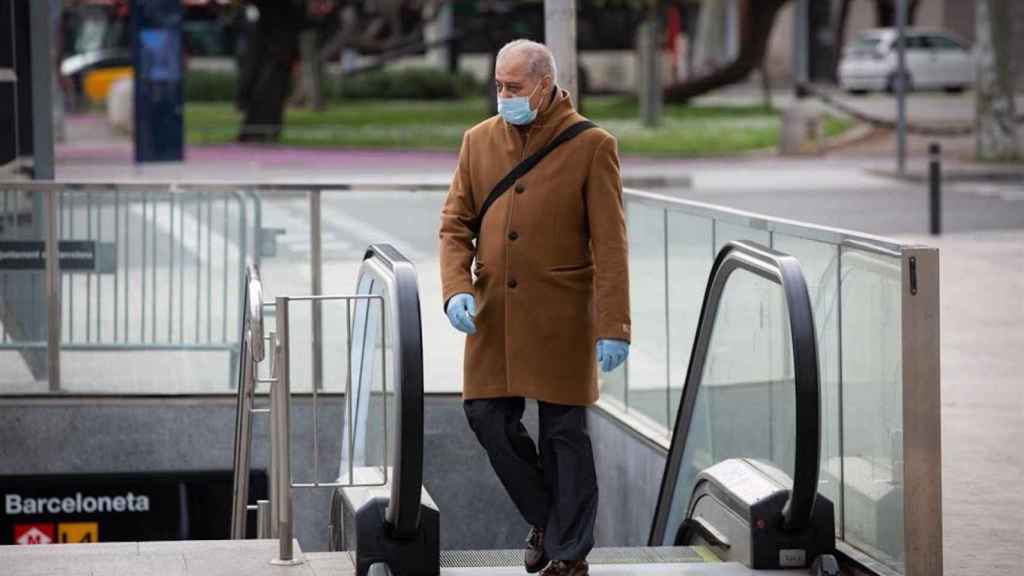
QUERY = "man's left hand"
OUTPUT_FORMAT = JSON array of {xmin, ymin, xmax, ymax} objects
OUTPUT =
[{"xmin": 597, "ymin": 339, "xmax": 629, "ymax": 373}]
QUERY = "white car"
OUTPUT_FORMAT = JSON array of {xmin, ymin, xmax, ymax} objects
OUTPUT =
[{"xmin": 838, "ymin": 28, "xmax": 974, "ymax": 94}]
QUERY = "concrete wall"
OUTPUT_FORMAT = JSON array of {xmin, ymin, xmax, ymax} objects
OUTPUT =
[
  {"xmin": 0, "ymin": 395, "xmax": 669, "ymax": 553},
  {"xmin": 0, "ymin": 395, "xmax": 537, "ymax": 552},
  {"xmin": 588, "ymin": 406, "xmax": 668, "ymax": 547}
]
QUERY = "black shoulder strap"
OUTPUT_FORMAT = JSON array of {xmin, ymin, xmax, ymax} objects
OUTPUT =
[{"xmin": 471, "ymin": 120, "xmax": 597, "ymax": 235}]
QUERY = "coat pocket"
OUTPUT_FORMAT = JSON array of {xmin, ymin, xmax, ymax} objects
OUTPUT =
[{"xmin": 548, "ymin": 262, "xmax": 594, "ymax": 274}]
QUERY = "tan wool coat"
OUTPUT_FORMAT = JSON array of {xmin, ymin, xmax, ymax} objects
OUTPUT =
[{"xmin": 439, "ymin": 88, "xmax": 630, "ymax": 406}]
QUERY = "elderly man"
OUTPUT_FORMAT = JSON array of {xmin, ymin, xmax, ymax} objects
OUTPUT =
[{"xmin": 439, "ymin": 40, "xmax": 630, "ymax": 576}]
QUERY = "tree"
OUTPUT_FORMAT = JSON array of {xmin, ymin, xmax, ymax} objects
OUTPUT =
[
  {"xmin": 664, "ymin": 0, "xmax": 790, "ymax": 103},
  {"xmin": 870, "ymin": 0, "xmax": 921, "ymax": 28},
  {"xmin": 975, "ymin": 0, "xmax": 1019, "ymax": 160}
]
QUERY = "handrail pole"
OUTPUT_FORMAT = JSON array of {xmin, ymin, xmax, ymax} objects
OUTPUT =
[
  {"xmin": 271, "ymin": 296, "xmax": 301, "ymax": 565},
  {"xmin": 231, "ymin": 267, "xmax": 255, "ymax": 539}
]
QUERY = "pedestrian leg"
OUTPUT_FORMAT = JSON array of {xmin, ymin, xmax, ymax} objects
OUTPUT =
[{"xmin": 464, "ymin": 397, "xmax": 549, "ymax": 528}]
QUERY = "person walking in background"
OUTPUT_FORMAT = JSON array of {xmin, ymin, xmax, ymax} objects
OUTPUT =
[{"xmin": 438, "ymin": 39, "xmax": 630, "ymax": 576}]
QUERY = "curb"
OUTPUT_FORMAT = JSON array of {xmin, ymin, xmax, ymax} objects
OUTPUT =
[
  {"xmin": 621, "ymin": 174, "xmax": 693, "ymax": 189},
  {"xmin": 867, "ymin": 166, "xmax": 1024, "ymax": 185}
]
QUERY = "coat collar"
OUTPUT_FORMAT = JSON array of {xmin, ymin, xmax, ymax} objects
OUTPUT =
[{"xmin": 501, "ymin": 86, "xmax": 577, "ymax": 156}]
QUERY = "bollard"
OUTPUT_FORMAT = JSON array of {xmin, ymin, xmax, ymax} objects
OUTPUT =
[{"xmin": 929, "ymin": 142, "xmax": 942, "ymax": 235}]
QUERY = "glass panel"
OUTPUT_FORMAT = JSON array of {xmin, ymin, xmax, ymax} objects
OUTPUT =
[
  {"xmin": 0, "ymin": 189, "xmax": 49, "ymax": 393},
  {"xmin": 840, "ymin": 247, "xmax": 904, "ymax": 570},
  {"xmin": 257, "ymin": 189, "xmax": 313, "ymax": 301},
  {"xmin": 773, "ymin": 235, "xmax": 842, "ymax": 533},
  {"xmin": 338, "ymin": 271, "xmax": 388, "ymax": 483},
  {"xmin": 714, "ymin": 220, "xmax": 771, "ymax": 254},
  {"xmin": 54, "ymin": 188, "xmax": 255, "ymax": 393},
  {"xmin": 666, "ymin": 211, "xmax": 713, "ymax": 425},
  {"xmin": 320, "ymin": 190, "xmax": 455, "ymax": 394},
  {"xmin": 661, "ymin": 270, "xmax": 794, "ymax": 544},
  {"xmin": 625, "ymin": 202, "xmax": 668, "ymax": 428}
]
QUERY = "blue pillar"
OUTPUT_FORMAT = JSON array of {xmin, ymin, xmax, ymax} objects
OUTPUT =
[{"xmin": 133, "ymin": 0, "xmax": 184, "ymax": 163}]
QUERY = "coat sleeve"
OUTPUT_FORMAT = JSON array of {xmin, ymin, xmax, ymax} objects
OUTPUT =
[
  {"xmin": 439, "ymin": 131, "xmax": 477, "ymax": 310},
  {"xmin": 585, "ymin": 134, "xmax": 631, "ymax": 343}
]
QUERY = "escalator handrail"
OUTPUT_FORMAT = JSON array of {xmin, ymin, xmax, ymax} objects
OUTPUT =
[
  {"xmin": 363, "ymin": 244, "xmax": 425, "ymax": 539},
  {"xmin": 649, "ymin": 240, "xmax": 821, "ymax": 542},
  {"xmin": 230, "ymin": 264, "xmax": 263, "ymax": 539}
]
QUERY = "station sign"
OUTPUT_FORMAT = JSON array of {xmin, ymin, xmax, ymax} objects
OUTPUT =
[
  {"xmin": 0, "ymin": 241, "xmax": 116, "ymax": 273},
  {"xmin": 0, "ymin": 471, "xmax": 267, "ymax": 545}
]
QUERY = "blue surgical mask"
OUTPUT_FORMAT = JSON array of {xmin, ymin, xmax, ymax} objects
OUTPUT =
[{"xmin": 498, "ymin": 82, "xmax": 543, "ymax": 126}]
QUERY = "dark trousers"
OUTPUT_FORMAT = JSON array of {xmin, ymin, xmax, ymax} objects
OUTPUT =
[{"xmin": 464, "ymin": 397, "xmax": 598, "ymax": 562}]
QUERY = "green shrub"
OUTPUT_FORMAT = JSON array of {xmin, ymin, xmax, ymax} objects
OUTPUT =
[
  {"xmin": 331, "ymin": 67, "xmax": 482, "ymax": 100},
  {"xmin": 184, "ymin": 67, "xmax": 482, "ymax": 103},
  {"xmin": 184, "ymin": 69, "xmax": 238, "ymax": 102}
]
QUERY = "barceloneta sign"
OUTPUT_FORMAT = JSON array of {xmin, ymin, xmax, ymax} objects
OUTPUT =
[{"xmin": 5, "ymin": 493, "xmax": 151, "ymax": 515}]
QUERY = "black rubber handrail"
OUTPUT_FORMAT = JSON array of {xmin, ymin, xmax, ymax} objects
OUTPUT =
[
  {"xmin": 649, "ymin": 240, "xmax": 821, "ymax": 542},
  {"xmin": 362, "ymin": 244, "xmax": 425, "ymax": 539}
]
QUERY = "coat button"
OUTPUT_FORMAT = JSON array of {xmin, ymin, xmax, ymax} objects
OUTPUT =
[
  {"xmin": 507, "ymin": 279, "xmax": 518, "ymax": 288},
  {"xmin": 508, "ymin": 231, "xmax": 519, "ymax": 241},
  {"xmin": 514, "ymin": 183, "xmax": 525, "ymax": 194}
]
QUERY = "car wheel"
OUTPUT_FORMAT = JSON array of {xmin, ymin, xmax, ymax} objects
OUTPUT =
[{"xmin": 886, "ymin": 71, "xmax": 913, "ymax": 94}]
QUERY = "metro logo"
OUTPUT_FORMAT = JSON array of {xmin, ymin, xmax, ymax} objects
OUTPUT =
[{"xmin": 14, "ymin": 523, "xmax": 54, "ymax": 545}]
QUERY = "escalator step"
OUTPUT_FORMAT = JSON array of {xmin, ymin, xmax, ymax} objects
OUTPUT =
[{"xmin": 440, "ymin": 546, "xmax": 716, "ymax": 567}]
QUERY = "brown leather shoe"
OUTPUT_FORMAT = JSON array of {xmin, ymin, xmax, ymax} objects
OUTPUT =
[
  {"xmin": 524, "ymin": 526, "xmax": 548, "ymax": 573},
  {"xmin": 540, "ymin": 560, "xmax": 589, "ymax": 576}
]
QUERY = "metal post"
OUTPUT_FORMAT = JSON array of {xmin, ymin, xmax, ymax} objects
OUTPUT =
[
  {"xmin": 28, "ymin": 0, "xmax": 55, "ymax": 180},
  {"xmin": 310, "ymin": 190, "xmax": 323, "ymax": 391},
  {"xmin": 639, "ymin": 10, "xmax": 662, "ymax": 128},
  {"xmin": 929, "ymin": 142, "xmax": 942, "ymax": 235},
  {"xmin": 896, "ymin": 0, "xmax": 908, "ymax": 174},
  {"xmin": 270, "ymin": 296, "xmax": 301, "ymax": 565},
  {"xmin": 793, "ymin": 0, "xmax": 809, "ymax": 96},
  {"xmin": 544, "ymin": 0, "xmax": 579, "ymax": 106},
  {"xmin": 257, "ymin": 499, "xmax": 272, "ymax": 539},
  {"xmin": 45, "ymin": 187, "xmax": 60, "ymax": 391}
]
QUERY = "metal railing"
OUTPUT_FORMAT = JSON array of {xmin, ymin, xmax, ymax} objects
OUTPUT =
[
  {"xmin": 231, "ymin": 243, "xmax": 428, "ymax": 565},
  {"xmin": 0, "ymin": 183, "xmax": 262, "ymax": 390},
  {"xmin": 0, "ymin": 180, "xmax": 446, "ymax": 393}
]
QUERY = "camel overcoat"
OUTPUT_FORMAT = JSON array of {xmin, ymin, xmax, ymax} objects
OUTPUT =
[{"xmin": 439, "ymin": 88, "xmax": 630, "ymax": 406}]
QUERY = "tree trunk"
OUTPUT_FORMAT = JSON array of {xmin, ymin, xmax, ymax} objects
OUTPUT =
[
  {"xmin": 976, "ymin": 0, "xmax": 1020, "ymax": 160},
  {"xmin": 833, "ymin": 0, "xmax": 853, "ymax": 76},
  {"xmin": 873, "ymin": 0, "xmax": 922, "ymax": 27},
  {"xmin": 664, "ymin": 0, "xmax": 790, "ymax": 103},
  {"xmin": 238, "ymin": 0, "xmax": 304, "ymax": 143}
]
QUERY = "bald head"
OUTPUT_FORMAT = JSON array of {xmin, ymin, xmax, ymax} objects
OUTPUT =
[
  {"xmin": 496, "ymin": 39, "xmax": 558, "ymax": 83},
  {"xmin": 494, "ymin": 39, "xmax": 558, "ymax": 116}
]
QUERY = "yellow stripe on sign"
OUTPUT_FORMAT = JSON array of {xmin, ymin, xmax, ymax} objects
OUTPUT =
[
  {"xmin": 83, "ymin": 67, "xmax": 133, "ymax": 104},
  {"xmin": 58, "ymin": 522, "xmax": 99, "ymax": 544},
  {"xmin": 691, "ymin": 545, "xmax": 720, "ymax": 562}
]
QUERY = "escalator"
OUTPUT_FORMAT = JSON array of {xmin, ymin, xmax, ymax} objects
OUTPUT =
[{"xmin": 328, "ymin": 240, "xmax": 859, "ymax": 575}]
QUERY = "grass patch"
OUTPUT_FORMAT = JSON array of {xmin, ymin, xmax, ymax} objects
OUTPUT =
[{"xmin": 186, "ymin": 96, "xmax": 855, "ymax": 156}]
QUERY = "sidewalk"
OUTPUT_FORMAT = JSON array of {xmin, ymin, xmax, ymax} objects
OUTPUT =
[{"xmin": 895, "ymin": 229, "xmax": 1024, "ymax": 576}]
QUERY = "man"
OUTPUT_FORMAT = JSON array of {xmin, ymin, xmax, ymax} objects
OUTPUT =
[{"xmin": 438, "ymin": 39, "xmax": 630, "ymax": 576}]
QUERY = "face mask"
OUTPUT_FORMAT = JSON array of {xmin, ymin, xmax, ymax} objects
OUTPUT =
[{"xmin": 498, "ymin": 81, "xmax": 543, "ymax": 126}]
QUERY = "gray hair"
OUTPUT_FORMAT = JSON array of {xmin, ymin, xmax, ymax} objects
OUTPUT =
[{"xmin": 496, "ymin": 39, "xmax": 558, "ymax": 81}]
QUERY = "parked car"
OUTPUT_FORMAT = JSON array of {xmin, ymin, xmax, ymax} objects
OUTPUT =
[{"xmin": 838, "ymin": 28, "xmax": 974, "ymax": 94}]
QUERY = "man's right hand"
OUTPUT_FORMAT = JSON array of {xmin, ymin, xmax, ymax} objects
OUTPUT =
[{"xmin": 445, "ymin": 293, "xmax": 477, "ymax": 335}]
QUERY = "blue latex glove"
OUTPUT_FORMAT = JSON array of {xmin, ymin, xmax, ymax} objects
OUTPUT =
[
  {"xmin": 445, "ymin": 293, "xmax": 477, "ymax": 335},
  {"xmin": 597, "ymin": 339, "xmax": 629, "ymax": 373}
]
